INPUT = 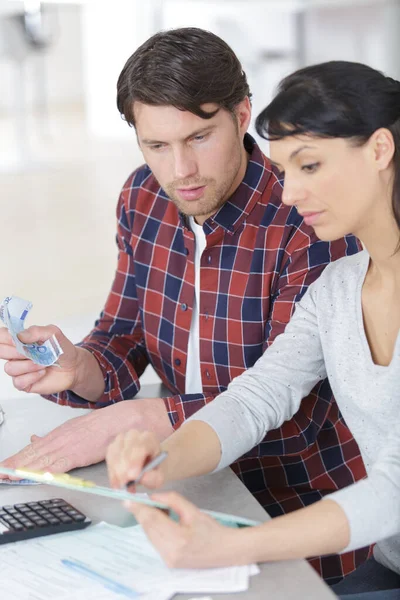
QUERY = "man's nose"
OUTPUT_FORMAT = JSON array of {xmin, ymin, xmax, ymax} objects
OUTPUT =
[{"xmin": 173, "ymin": 148, "xmax": 198, "ymax": 181}]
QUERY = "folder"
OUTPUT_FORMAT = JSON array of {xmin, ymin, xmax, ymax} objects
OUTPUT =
[{"xmin": 0, "ymin": 466, "xmax": 259, "ymax": 529}]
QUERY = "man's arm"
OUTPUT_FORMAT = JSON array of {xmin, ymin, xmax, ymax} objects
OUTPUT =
[{"xmin": 45, "ymin": 178, "xmax": 150, "ymax": 408}]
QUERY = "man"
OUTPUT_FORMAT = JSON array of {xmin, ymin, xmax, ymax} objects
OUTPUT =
[{"xmin": 0, "ymin": 28, "xmax": 368, "ymax": 582}]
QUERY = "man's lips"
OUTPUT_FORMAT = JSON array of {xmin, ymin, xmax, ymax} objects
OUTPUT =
[{"xmin": 176, "ymin": 186, "xmax": 206, "ymax": 201}]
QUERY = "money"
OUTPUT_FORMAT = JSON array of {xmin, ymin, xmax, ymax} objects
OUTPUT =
[{"xmin": 0, "ymin": 296, "xmax": 63, "ymax": 367}]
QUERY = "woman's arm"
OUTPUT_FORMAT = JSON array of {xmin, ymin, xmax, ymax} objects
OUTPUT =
[
  {"xmin": 126, "ymin": 491, "xmax": 350, "ymax": 569},
  {"xmin": 107, "ymin": 280, "xmax": 326, "ymax": 489}
]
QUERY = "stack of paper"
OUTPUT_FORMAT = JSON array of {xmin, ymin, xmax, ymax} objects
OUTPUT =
[{"xmin": 0, "ymin": 522, "xmax": 259, "ymax": 600}]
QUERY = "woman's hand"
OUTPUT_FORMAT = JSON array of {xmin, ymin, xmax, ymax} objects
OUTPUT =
[
  {"xmin": 106, "ymin": 430, "xmax": 165, "ymax": 492},
  {"xmin": 125, "ymin": 491, "xmax": 250, "ymax": 569}
]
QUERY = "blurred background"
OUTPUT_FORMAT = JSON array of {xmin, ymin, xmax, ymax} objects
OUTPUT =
[{"xmin": 0, "ymin": 0, "xmax": 399, "ymax": 394}]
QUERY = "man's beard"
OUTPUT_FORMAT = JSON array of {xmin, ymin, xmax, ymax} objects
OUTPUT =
[{"xmin": 164, "ymin": 143, "xmax": 243, "ymax": 218}]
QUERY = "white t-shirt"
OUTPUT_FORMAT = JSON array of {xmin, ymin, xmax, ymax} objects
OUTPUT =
[{"xmin": 185, "ymin": 217, "xmax": 207, "ymax": 394}]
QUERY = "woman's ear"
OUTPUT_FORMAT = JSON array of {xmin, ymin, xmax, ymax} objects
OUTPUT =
[{"xmin": 369, "ymin": 127, "xmax": 395, "ymax": 171}]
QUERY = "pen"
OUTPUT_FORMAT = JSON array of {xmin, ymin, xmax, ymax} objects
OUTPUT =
[
  {"xmin": 125, "ymin": 450, "xmax": 168, "ymax": 488},
  {"xmin": 61, "ymin": 558, "xmax": 138, "ymax": 598}
]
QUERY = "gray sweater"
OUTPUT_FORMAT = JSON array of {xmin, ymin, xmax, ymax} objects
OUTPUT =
[{"xmin": 188, "ymin": 250, "xmax": 400, "ymax": 574}]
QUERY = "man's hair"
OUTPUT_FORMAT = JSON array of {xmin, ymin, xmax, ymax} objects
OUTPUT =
[{"xmin": 117, "ymin": 27, "xmax": 251, "ymax": 126}]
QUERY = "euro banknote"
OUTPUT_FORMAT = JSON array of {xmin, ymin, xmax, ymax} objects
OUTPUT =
[{"xmin": 0, "ymin": 296, "xmax": 62, "ymax": 367}]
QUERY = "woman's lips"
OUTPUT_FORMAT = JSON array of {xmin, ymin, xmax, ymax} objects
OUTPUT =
[{"xmin": 301, "ymin": 211, "xmax": 325, "ymax": 226}]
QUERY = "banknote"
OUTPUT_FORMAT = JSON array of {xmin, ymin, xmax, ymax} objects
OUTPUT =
[{"xmin": 0, "ymin": 296, "xmax": 63, "ymax": 367}]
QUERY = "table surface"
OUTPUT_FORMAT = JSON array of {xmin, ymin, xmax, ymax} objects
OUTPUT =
[{"xmin": 0, "ymin": 388, "xmax": 336, "ymax": 599}]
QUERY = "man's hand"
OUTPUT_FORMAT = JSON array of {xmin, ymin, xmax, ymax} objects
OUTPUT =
[
  {"xmin": 0, "ymin": 325, "xmax": 104, "ymax": 400},
  {"xmin": 126, "ymin": 491, "xmax": 247, "ymax": 569},
  {"xmin": 0, "ymin": 399, "xmax": 173, "ymax": 476},
  {"xmin": 1, "ymin": 325, "xmax": 81, "ymax": 395},
  {"xmin": 106, "ymin": 429, "xmax": 165, "ymax": 491}
]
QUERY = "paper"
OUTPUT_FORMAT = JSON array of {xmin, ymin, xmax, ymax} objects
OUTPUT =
[
  {"xmin": 0, "ymin": 466, "xmax": 260, "ymax": 529},
  {"xmin": 0, "ymin": 296, "xmax": 62, "ymax": 366},
  {"xmin": 0, "ymin": 522, "xmax": 258, "ymax": 599}
]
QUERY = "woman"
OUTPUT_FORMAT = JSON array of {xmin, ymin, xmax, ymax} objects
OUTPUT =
[{"xmin": 106, "ymin": 61, "xmax": 400, "ymax": 599}]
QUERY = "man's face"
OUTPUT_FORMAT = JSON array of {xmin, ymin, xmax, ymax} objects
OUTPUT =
[{"xmin": 134, "ymin": 100, "xmax": 251, "ymax": 223}]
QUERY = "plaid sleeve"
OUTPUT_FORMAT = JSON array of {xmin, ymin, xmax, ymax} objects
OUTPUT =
[
  {"xmin": 44, "ymin": 186, "xmax": 150, "ymax": 409},
  {"xmin": 163, "ymin": 393, "xmax": 217, "ymax": 429},
  {"xmin": 254, "ymin": 234, "xmax": 360, "ymax": 455}
]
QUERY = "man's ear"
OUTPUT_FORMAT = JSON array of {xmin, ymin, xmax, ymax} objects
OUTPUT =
[
  {"xmin": 369, "ymin": 127, "xmax": 395, "ymax": 171},
  {"xmin": 235, "ymin": 97, "xmax": 252, "ymax": 136}
]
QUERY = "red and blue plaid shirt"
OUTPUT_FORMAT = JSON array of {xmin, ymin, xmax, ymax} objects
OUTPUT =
[{"xmin": 50, "ymin": 135, "xmax": 370, "ymax": 583}]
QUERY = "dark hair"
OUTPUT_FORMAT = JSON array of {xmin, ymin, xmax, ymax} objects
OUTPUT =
[
  {"xmin": 256, "ymin": 61, "xmax": 400, "ymax": 233},
  {"xmin": 116, "ymin": 27, "xmax": 251, "ymax": 126}
]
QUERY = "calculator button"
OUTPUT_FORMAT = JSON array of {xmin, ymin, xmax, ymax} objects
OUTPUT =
[
  {"xmin": 6, "ymin": 520, "xmax": 19, "ymax": 528},
  {"xmin": 0, "ymin": 519, "xmax": 10, "ymax": 529},
  {"xmin": 71, "ymin": 513, "xmax": 85, "ymax": 522},
  {"xmin": 14, "ymin": 504, "xmax": 27, "ymax": 509},
  {"xmin": 48, "ymin": 518, "xmax": 60, "ymax": 525},
  {"xmin": 27, "ymin": 503, "xmax": 41, "ymax": 509},
  {"xmin": 2, "ymin": 506, "xmax": 13, "ymax": 511},
  {"xmin": 60, "ymin": 516, "xmax": 73, "ymax": 524},
  {"xmin": 34, "ymin": 519, "xmax": 48, "ymax": 527},
  {"xmin": 25, "ymin": 511, "xmax": 37, "ymax": 518},
  {"xmin": 12, "ymin": 524, "xmax": 24, "ymax": 531},
  {"xmin": 16, "ymin": 506, "xmax": 30, "ymax": 513}
]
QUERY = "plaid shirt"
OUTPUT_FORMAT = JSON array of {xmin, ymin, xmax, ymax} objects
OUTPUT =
[{"xmin": 50, "ymin": 135, "xmax": 370, "ymax": 583}]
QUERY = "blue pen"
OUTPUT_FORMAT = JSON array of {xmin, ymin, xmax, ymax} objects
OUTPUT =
[{"xmin": 61, "ymin": 558, "xmax": 139, "ymax": 598}]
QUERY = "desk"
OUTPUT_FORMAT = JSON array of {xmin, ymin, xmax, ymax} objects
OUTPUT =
[{"xmin": 0, "ymin": 390, "xmax": 336, "ymax": 599}]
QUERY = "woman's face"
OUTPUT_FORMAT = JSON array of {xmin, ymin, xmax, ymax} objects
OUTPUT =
[{"xmin": 270, "ymin": 134, "xmax": 386, "ymax": 242}]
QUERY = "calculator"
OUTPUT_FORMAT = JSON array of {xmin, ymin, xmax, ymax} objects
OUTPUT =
[{"xmin": 0, "ymin": 498, "xmax": 91, "ymax": 544}]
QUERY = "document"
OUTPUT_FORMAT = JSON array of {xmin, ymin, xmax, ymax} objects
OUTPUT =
[{"xmin": 0, "ymin": 522, "xmax": 259, "ymax": 599}]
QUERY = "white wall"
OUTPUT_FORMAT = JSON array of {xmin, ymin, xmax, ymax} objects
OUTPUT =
[
  {"xmin": 0, "ymin": 3, "xmax": 84, "ymax": 113},
  {"xmin": 81, "ymin": 0, "xmax": 158, "ymax": 139},
  {"xmin": 79, "ymin": 0, "xmax": 400, "ymax": 143}
]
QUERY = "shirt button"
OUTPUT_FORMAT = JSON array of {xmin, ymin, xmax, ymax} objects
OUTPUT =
[
  {"xmin": 181, "ymin": 303, "xmax": 188, "ymax": 311},
  {"xmin": 205, "ymin": 370, "xmax": 211, "ymax": 379},
  {"xmin": 184, "ymin": 247, "xmax": 189, "ymax": 255},
  {"xmin": 204, "ymin": 312, "xmax": 209, "ymax": 320},
  {"xmin": 174, "ymin": 358, "xmax": 181, "ymax": 366},
  {"xmin": 207, "ymin": 255, "xmax": 212, "ymax": 264}
]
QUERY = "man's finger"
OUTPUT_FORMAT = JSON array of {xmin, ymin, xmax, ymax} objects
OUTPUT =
[
  {"xmin": 12, "ymin": 370, "xmax": 46, "ymax": 391},
  {"xmin": 18, "ymin": 324, "xmax": 61, "ymax": 345},
  {"xmin": 1, "ymin": 347, "xmax": 22, "ymax": 360},
  {"xmin": 0, "ymin": 328, "xmax": 14, "ymax": 344},
  {"xmin": 5, "ymin": 360, "xmax": 48, "ymax": 377}
]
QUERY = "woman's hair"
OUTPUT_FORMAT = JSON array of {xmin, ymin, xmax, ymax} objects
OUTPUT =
[
  {"xmin": 117, "ymin": 27, "xmax": 251, "ymax": 126},
  {"xmin": 256, "ymin": 61, "xmax": 400, "ymax": 232}
]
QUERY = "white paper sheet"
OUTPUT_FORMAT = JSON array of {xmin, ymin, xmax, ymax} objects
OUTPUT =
[{"xmin": 0, "ymin": 521, "xmax": 258, "ymax": 599}]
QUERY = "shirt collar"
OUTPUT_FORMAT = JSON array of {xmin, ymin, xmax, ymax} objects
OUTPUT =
[
  {"xmin": 177, "ymin": 133, "xmax": 274, "ymax": 234},
  {"xmin": 206, "ymin": 134, "xmax": 274, "ymax": 235}
]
